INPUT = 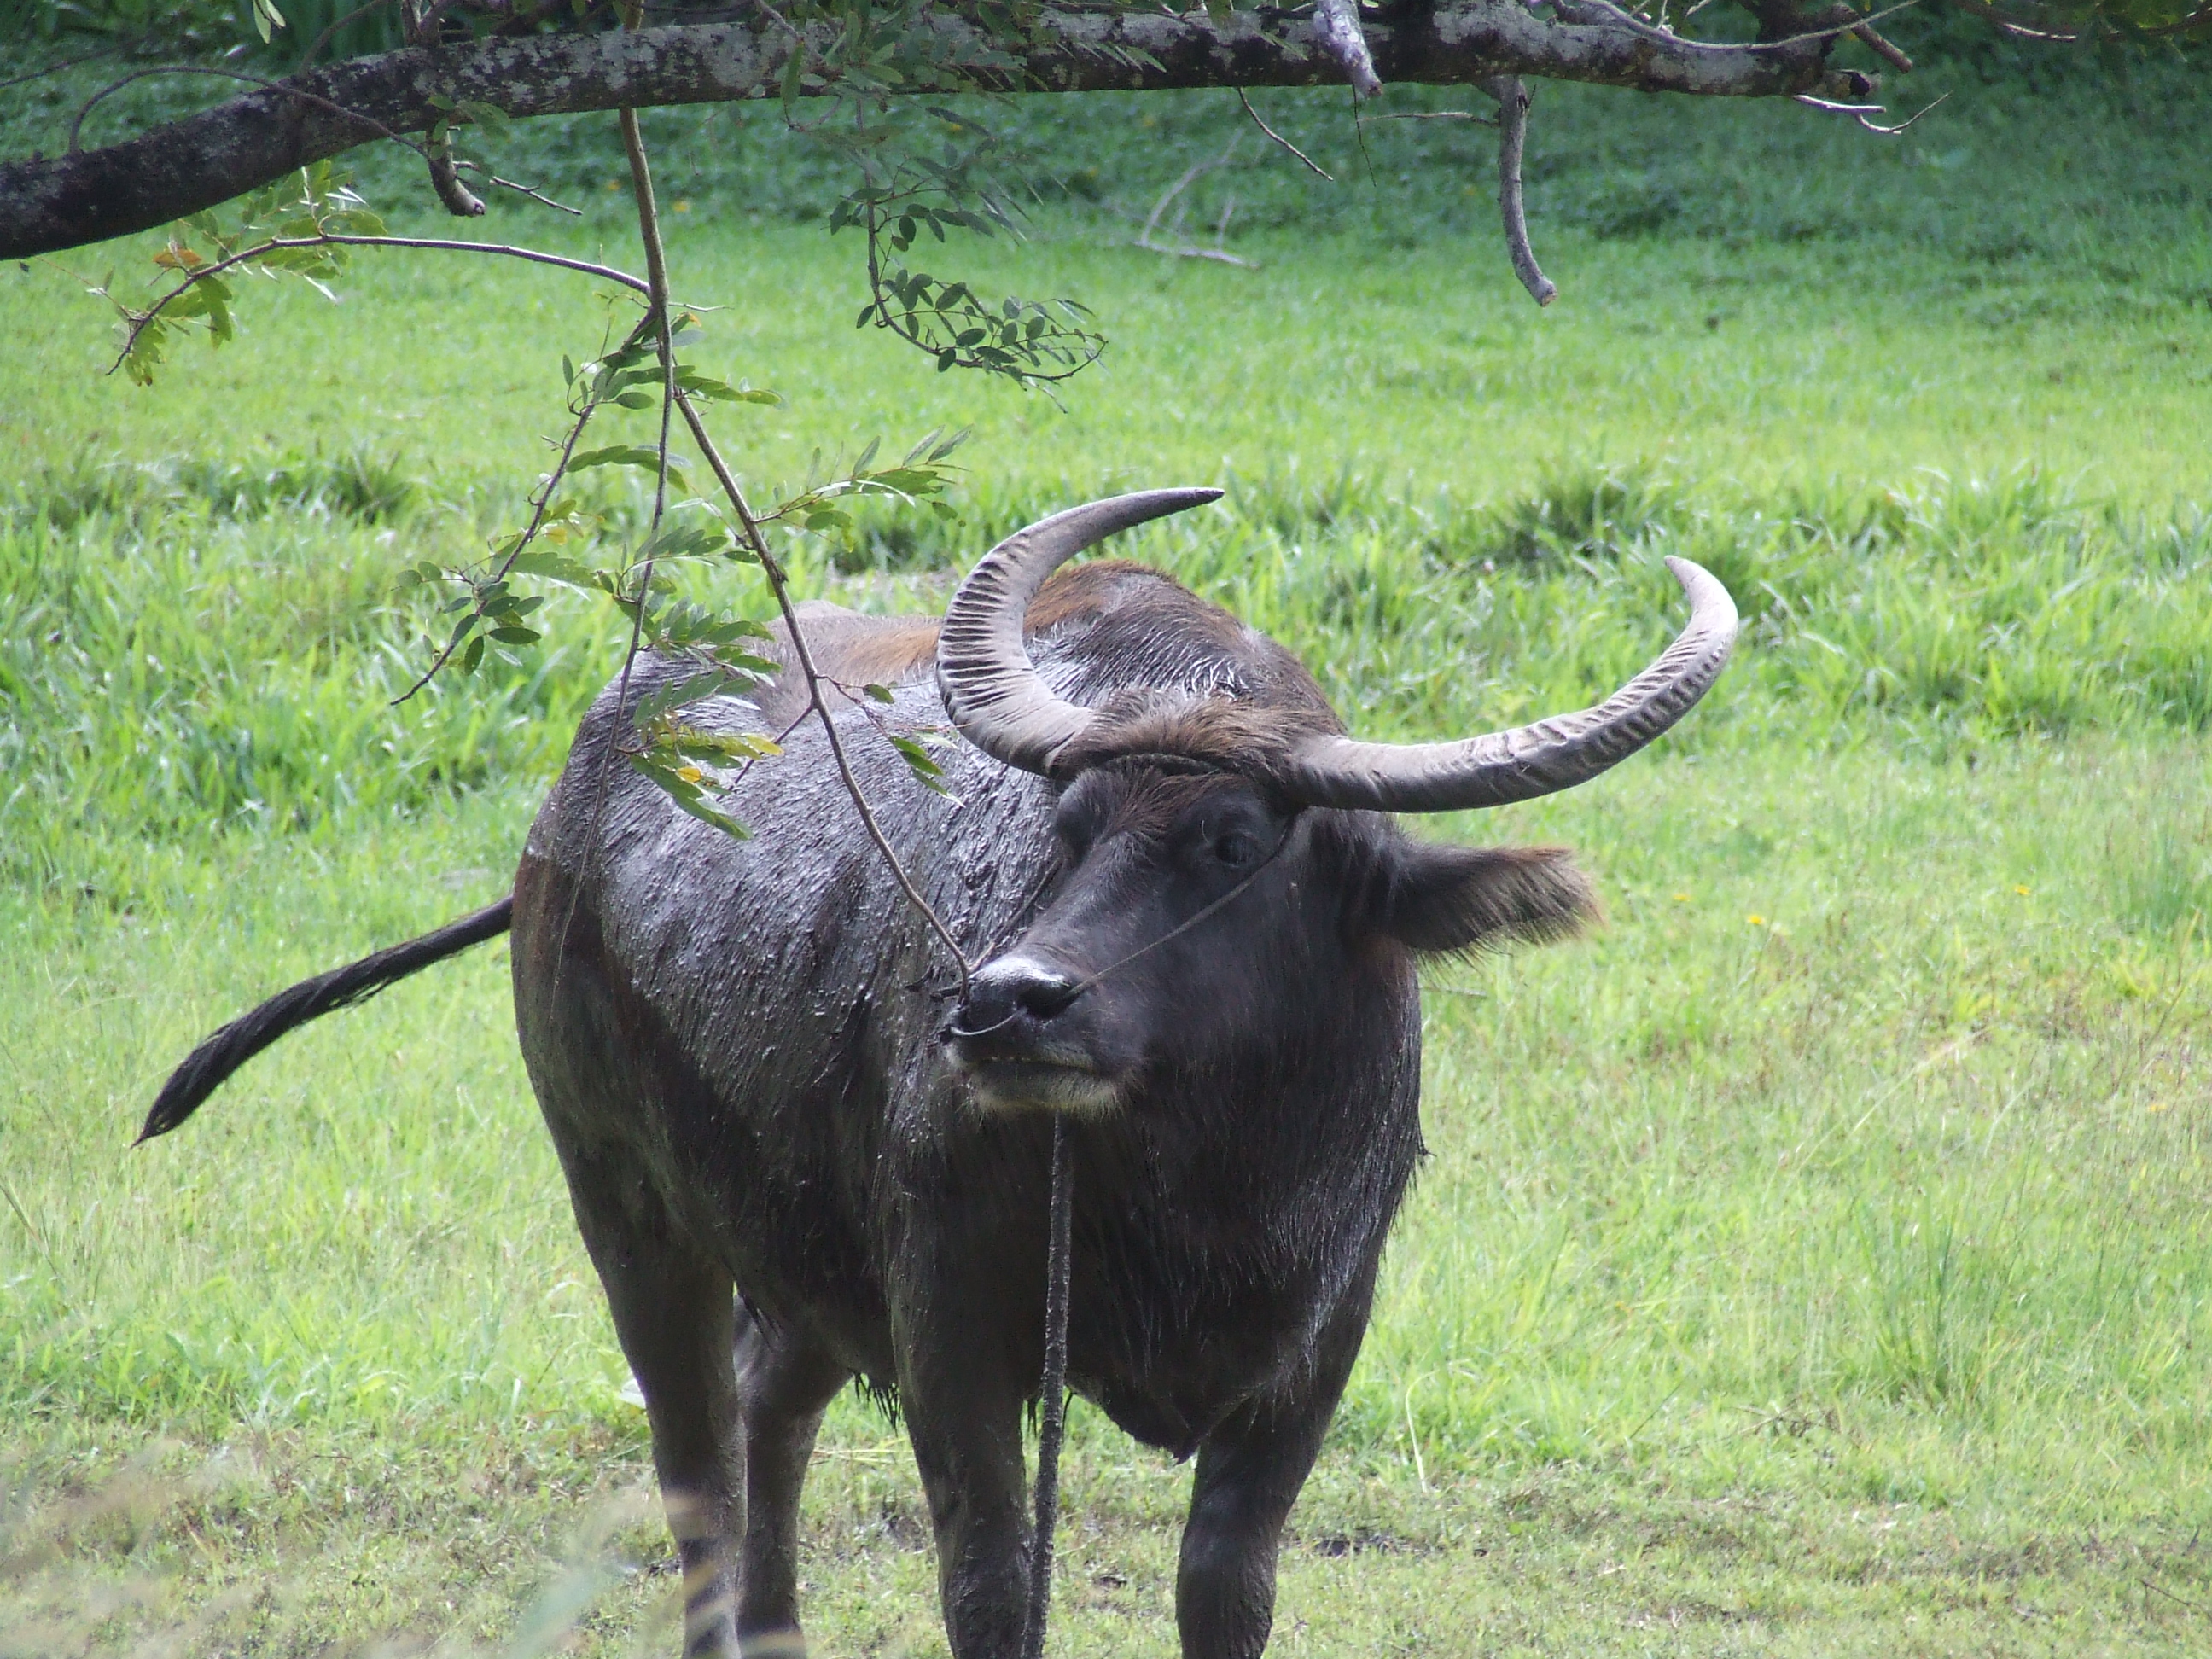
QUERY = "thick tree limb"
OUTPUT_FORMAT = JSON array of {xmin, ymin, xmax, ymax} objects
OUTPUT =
[{"xmin": 3, "ymin": 5, "xmax": 1874, "ymax": 260}]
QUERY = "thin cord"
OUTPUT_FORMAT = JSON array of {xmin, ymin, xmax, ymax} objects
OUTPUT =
[
  {"xmin": 1054, "ymin": 815, "xmax": 1300, "ymax": 1002},
  {"xmin": 1022, "ymin": 1116, "xmax": 1074, "ymax": 1659}
]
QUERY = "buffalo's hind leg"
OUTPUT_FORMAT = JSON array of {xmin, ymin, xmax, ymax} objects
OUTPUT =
[
  {"xmin": 731, "ymin": 1308, "xmax": 849, "ymax": 1656},
  {"xmin": 562, "ymin": 1159, "xmax": 745, "ymax": 1658}
]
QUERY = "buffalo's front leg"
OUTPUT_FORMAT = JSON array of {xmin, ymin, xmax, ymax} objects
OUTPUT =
[
  {"xmin": 1176, "ymin": 1276, "xmax": 1373, "ymax": 1659},
  {"xmin": 731, "ymin": 1309, "xmax": 849, "ymax": 1656},
  {"xmin": 894, "ymin": 1291, "xmax": 1034, "ymax": 1656}
]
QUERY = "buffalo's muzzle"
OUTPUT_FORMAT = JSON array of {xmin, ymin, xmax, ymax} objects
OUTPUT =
[{"xmin": 941, "ymin": 956, "xmax": 1116, "ymax": 1115}]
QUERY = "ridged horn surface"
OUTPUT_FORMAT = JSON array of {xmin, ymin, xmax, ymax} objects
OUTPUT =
[
  {"xmin": 1278, "ymin": 556, "xmax": 1738, "ymax": 812},
  {"xmin": 936, "ymin": 488, "xmax": 1224, "ymax": 775}
]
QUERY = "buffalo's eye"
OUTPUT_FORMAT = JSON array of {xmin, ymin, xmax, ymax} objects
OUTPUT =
[{"xmin": 1214, "ymin": 830, "xmax": 1262, "ymax": 870}]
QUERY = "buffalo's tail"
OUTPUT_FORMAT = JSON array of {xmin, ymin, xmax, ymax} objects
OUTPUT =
[{"xmin": 138, "ymin": 895, "xmax": 515, "ymax": 1144}]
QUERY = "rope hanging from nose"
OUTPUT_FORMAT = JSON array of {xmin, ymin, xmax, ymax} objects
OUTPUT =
[
  {"xmin": 1022, "ymin": 1115, "xmax": 1074, "ymax": 1659},
  {"xmin": 1010, "ymin": 813, "xmax": 1298, "ymax": 1653}
]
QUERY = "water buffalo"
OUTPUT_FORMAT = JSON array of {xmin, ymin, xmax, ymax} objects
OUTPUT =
[{"xmin": 147, "ymin": 488, "xmax": 1736, "ymax": 1658}]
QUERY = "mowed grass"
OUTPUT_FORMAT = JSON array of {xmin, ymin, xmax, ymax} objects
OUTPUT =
[{"xmin": 4, "ymin": 61, "xmax": 2212, "ymax": 1656}]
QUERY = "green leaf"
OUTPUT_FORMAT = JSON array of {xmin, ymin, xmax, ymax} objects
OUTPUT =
[
  {"xmin": 629, "ymin": 751, "xmax": 753, "ymax": 840},
  {"xmin": 569, "ymin": 445, "xmax": 686, "ymax": 474},
  {"xmin": 676, "ymin": 369, "xmax": 781, "ymax": 406},
  {"xmin": 672, "ymin": 730, "xmax": 783, "ymax": 763},
  {"xmin": 632, "ymin": 668, "xmax": 744, "ymax": 729},
  {"xmin": 891, "ymin": 735, "xmax": 952, "ymax": 795},
  {"xmin": 506, "ymin": 550, "xmax": 597, "ymax": 587},
  {"xmin": 637, "ymin": 521, "xmax": 732, "ymax": 562}
]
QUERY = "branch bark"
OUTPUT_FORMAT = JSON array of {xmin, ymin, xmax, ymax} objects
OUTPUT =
[
  {"xmin": 3, "ymin": 4, "xmax": 1875, "ymax": 260},
  {"xmin": 1312, "ymin": 0, "xmax": 1383, "ymax": 99},
  {"xmin": 1482, "ymin": 74, "xmax": 1557, "ymax": 306}
]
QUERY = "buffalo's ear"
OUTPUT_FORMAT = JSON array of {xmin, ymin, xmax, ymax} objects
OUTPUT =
[{"xmin": 1376, "ymin": 841, "xmax": 1598, "ymax": 957}]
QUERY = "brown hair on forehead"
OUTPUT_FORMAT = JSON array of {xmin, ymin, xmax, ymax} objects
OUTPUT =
[
  {"xmin": 1083, "ymin": 763, "xmax": 1287, "ymax": 841},
  {"xmin": 1050, "ymin": 695, "xmax": 1313, "ymax": 789},
  {"xmin": 777, "ymin": 561, "xmax": 1214, "ymax": 699},
  {"xmin": 776, "ymin": 560, "xmax": 1343, "ymax": 781}
]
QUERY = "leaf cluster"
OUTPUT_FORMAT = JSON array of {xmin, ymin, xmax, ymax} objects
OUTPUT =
[
  {"xmin": 827, "ymin": 109, "xmax": 1105, "ymax": 384},
  {"xmin": 761, "ymin": 428, "xmax": 969, "ymax": 537},
  {"xmin": 97, "ymin": 161, "xmax": 382, "ymax": 386}
]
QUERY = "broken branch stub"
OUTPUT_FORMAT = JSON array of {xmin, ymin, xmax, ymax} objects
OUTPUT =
[
  {"xmin": 1483, "ymin": 74, "xmax": 1557, "ymax": 307},
  {"xmin": 1312, "ymin": 0, "xmax": 1383, "ymax": 98}
]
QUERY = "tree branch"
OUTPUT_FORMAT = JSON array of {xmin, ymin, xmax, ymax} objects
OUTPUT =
[
  {"xmin": 1, "ymin": 5, "xmax": 1875, "ymax": 260},
  {"xmin": 673, "ymin": 383, "xmax": 976, "ymax": 995},
  {"xmin": 1481, "ymin": 75, "xmax": 1556, "ymax": 306},
  {"xmin": 1312, "ymin": 0, "xmax": 1383, "ymax": 98}
]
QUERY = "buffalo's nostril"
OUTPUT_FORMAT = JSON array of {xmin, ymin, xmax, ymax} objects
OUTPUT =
[
  {"xmin": 946, "ymin": 956, "xmax": 1081, "ymax": 1039},
  {"xmin": 1013, "ymin": 973, "xmax": 1080, "ymax": 1019}
]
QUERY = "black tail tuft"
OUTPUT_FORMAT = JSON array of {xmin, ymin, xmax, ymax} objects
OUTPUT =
[{"xmin": 138, "ymin": 895, "xmax": 515, "ymax": 1144}]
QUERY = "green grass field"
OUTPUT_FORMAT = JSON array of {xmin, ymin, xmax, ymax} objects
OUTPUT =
[{"xmin": 3, "ymin": 54, "xmax": 2212, "ymax": 1656}]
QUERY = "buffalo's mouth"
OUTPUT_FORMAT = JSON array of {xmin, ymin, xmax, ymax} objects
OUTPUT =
[
  {"xmin": 940, "ymin": 955, "xmax": 1121, "ymax": 1115},
  {"xmin": 952, "ymin": 1051, "xmax": 1120, "ymax": 1116}
]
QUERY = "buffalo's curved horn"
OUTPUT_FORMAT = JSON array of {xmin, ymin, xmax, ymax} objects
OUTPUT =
[
  {"xmin": 938, "ymin": 487, "xmax": 1225, "ymax": 775},
  {"xmin": 1277, "ymin": 556, "xmax": 1738, "ymax": 812}
]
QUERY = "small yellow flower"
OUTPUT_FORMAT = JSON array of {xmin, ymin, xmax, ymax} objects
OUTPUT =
[
  {"xmin": 2148, "ymin": 1100, "xmax": 2171, "ymax": 1114},
  {"xmin": 1747, "ymin": 914, "xmax": 1766, "ymax": 927},
  {"xmin": 673, "ymin": 199, "xmax": 694, "ymax": 213},
  {"xmin": 2013, "ymin": 884, "xmax": 2032, "ymax": 896},
  {"xmin": 1672, "ymin": 893, "xmax": 1691, "ymax": 904}
]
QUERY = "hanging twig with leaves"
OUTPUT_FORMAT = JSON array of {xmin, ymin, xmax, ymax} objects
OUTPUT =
[{"xmin": 830, "ymin": 108, "xmax": 1106, "ymax": 386}]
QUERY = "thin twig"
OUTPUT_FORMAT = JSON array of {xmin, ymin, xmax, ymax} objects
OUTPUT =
[
  {"xmin": 67, "ymin": 63, "xmax": 419, "ymax": 155},
  {"xmin": 672, "ymin": 389, "xmax": 975, "ymax": 996},
  {"xmin": 1793, "ymin": 89, "xmax": 1947, "ymax": 134},
  {"xmin": 457, "ymin": 160, "xmax": 584, "ymax": 215},
  {"xmin": 1570, "ymin": 0, "xmax": 1924, "ymax": 55},
  {"xmin": 1135, "ymin": 137, "xmax": 1258, "ymax": 268},
  {"xmin": 1942, "ymin": 0, "xmax": 2077, "ymax": 39},
  {"xmin": 608, "ymin": 98, "xmax": 678, "ymax": 785},
  {"xmin": 296, "ymin": 0, "xmax": 398, "ymax": 70},
  {"xmin": 110, "ymin": 232, "xmax": 648, "ymax": 375},
  {"xmin": 1360, "ymin": 109, "xmax": 1496, "ymax": 125},
  {"xmin": 0, "ymin": 48, "xmax": 112, "ymax": 93},
  {"xmin": 1237, "ymin": 88, "xmax": 1332, "ymax": 179},
  {"xmin": 2142, "ymin": 1577, "xmax": 2212, "ymax": 1615},
  {"xmin": 1482, "ymin": 76, "xmax": 1557, "ymax": 307},
  {"xmin": 2138, "ymin": 3, "xmax": 2212, "ymax": 33},
  {"xmin": 597, "ymin": 67, "xmax": 964, "ymax": 998},
  {"xmin": 392, "ymin": 375, "xmax": 614, "ymax": 701}
]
